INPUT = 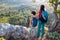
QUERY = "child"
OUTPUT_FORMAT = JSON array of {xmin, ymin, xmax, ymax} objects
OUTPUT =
[
  {"xmin": 29, "ymin": 11, "xmax": 38, "ymax": 40},
  {"xmin": 30, "ymin": 11, "xmax": 38, "ymax": 27}
]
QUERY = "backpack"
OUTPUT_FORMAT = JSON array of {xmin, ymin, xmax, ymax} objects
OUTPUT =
[{"xmin": 39, "ymin": 11, "xmax": 48, "ymax": 23}]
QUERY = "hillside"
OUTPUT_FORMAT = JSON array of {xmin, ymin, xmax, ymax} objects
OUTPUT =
[{"xmin": 0, "ymin": 4, "xmax": 39, "ymax": 26}]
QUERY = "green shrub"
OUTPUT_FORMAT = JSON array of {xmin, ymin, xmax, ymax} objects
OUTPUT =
[
  {"xmin": 47, "ymin": 32, "xmax": 60, "ymax": 40},
  {"xmin": 0, "ymin": 17, "xmax": 9, "ymax": 23}
]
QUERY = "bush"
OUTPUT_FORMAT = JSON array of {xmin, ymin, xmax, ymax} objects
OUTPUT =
[
  {"xmin": 47, "ymin": 32, "xmax": 60, "ymax": 40},
  {"xmin": 0, "ymin": 17, "xmax": 9, "ymax": 23}
]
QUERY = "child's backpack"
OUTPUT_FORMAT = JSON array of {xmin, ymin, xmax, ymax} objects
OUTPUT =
[{"xmin": 39, "ymin": 11, "xmax": 48, "ymax": 23}]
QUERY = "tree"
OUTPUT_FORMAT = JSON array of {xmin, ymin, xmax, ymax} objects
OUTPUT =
[
  {"xmin": 49, "ymin": 0, "xmax": 60, "ymax": 19},
  {"xmin": 49, "ymin": 0, "xmax": 60, "ymax": 32}
]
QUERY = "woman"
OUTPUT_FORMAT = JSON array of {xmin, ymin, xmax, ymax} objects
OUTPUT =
[{"xmin": 37, "ymin": 5, "xmax": 48, "ymax": 38}]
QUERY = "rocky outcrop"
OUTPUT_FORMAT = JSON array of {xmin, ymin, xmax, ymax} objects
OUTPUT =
[{"xmin": 55, "ymin": 19, "xmax": 60, "ymax": 33}]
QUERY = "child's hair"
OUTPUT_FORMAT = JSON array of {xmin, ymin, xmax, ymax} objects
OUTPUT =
[{"xmin": 31, "ymin": 11, "xmax": 36, "ymax": 15}]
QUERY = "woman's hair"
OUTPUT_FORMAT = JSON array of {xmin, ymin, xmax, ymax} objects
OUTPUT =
[
  {"xmin": 31, "ymin": 11, "xmax": 36, "ymax": 15},
  {"xmin": 40, "ymin": 5, "xmax": 45, "ymax": 11}
]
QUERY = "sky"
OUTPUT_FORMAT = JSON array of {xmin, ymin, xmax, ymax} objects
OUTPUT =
[
  {"xmin": 17, "ymin": 0, "xmax": 48, "ymax": 5},
  {"xmin": 18, "ymin": 0, "xmax": 48, "ymax": 3},
  {"xmin": 0, "ymin": 0, "xmax": 49, "ymax": 6},
  {"xmin": 8, "ymin": 0, "xmax": 48, "ymax": 4}
]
